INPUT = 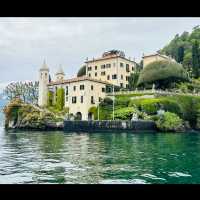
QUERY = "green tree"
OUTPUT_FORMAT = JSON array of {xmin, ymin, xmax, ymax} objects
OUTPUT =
[
  {"xmin": 192, "ymin": 40, "xmax": 200, "ymax": 78},
  {"xmin": 77, "ymin": 65, "xmax": 86, "ymax": 77},
  {"xmin": 128, "ymin": 72, "xmax": 140, "ymax": 90},
  {"xmin": 47, "ymin": 91, "xmax": 54, "ymax": 107},
  {"xmin": 177, "ymin": 46, "xmax": 184, "ymax": 63},
  {"xmin": 56, "ymin": 88, "xmax": 64, "ymax": 111},
  {"xmin": 137, "ymin": 60, "xmax": 189, "ymax": 89}
]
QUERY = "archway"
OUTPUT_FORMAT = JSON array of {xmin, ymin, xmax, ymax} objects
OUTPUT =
[
  {"xmin": 75, "ymin": 112, "xmax": 82, "ymax": 120},
  {"xmin": 88, "ymin": 112, "xmax": 94, "ymax": 121}
]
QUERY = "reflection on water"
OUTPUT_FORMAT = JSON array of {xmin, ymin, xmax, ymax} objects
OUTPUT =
[{"xmin": 0, "ymin": 127, "xmax": 200, "ymax": 183}]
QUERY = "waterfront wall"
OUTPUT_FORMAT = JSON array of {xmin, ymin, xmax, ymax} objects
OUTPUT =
[{"xmin": 64, "ymin": 120, "xmax": 157, "ymax": 132}]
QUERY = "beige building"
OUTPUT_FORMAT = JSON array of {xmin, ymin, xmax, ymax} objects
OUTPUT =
[
  {"xmin": 48, "ymin": 76, "xmax": 110, "ymax": 120},
  {"xmin": 85, "ymin": 50, "xmax": 137, "ymax": 89},
  {"xmin": 142, "ymin": 53, "xmax": 176, "ymax": 68}
]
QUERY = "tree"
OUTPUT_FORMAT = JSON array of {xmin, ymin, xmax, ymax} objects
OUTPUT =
[
  {"xmin": 177, "ymin": 46, "xmax": 184, "ymax": 63},
  {"xmin": 192, "ymin": 40, "xmax": 200, "ymax": 78},
  {"xmin": 77, "ymin": 65, "xmax": 86, "ymax": 77},
  {"xmin": 137, "ymin": 60, "xmax": 189, "ymax": 89},
  {"xmin": 56, "ymin": 88, "xmax": 64, "ymax": 111},
  {"xmin": 128, "ymin": 72, "xmax": 140, "ymax": 90},
  {"xmin": 3, "ymin": 81, "xmax": 39, "ymax": 104}
]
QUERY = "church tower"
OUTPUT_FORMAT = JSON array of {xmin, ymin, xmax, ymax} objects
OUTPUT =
[
  {"xmin": 55, "ymin": 65, "xmax": 65, "ymax": 81},
  {"xmin": 38, "ymin": 60, "xmax": 50, "ymax": 107}
]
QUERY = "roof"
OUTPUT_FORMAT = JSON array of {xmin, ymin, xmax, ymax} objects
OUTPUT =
[
  {"xmin": 85, "ymin": 55, "xmax": 137, "ymax": 64},
  {"xmin": 40, "ymin": 60, "xmax": 49, "ymax": 71},
  {"xmin": 56, "ymin": 65, "xmax": 65, "ymax": 75},
  {"xmin": 142, "ymin": 53, "xmax": 174, "ymax": 60},
  {"xmin": 48, "ymin": 76, "xmax": 113, "ymax": 86}
]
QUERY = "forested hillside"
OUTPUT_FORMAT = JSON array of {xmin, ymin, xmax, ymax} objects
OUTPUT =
[{"xmin": 160, "ymin": 25, "xmax": 200, "ymax": 78}]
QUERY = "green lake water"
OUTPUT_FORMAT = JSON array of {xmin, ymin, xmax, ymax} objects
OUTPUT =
[{"xmin": 0, "ymin": 101, "xmax": 200, "ymax": 184}]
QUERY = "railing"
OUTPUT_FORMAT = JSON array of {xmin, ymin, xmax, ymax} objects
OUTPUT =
[{"xmin": 106, "ymin": 89, "xmax": 200, "ymax": 97}]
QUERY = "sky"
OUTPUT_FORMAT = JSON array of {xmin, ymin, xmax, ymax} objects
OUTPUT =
[{"xmin": 0, "ymin": 17, "xmax": 200, "ymax": 92}]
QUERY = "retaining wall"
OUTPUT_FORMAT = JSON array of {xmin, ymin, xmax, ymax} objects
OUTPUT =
[{"xmin": 64, "ymin": 120, "xmax": 157, "ymax": 132}]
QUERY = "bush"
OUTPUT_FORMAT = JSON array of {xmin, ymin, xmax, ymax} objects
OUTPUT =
[
  {"xmin": 137, "ymin": 60, "xmax": 189, "ymax": 89},
  {"xmin": 129, "ymin": 98, "xmax": 182, "ymax": 116},
  {"xmin": 114, "ymin": 107, "xmax": 137, "ymax": 120},
  {"xmin": 155, "ymin": 112, "xmax": 184, "ymax": 132}
]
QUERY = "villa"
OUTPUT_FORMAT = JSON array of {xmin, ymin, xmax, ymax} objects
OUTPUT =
[
  {"xmin": 142, "ymin": 52, "xmax": 176, "ymax": 68},
  {"xmin": 39, "ymin": 50, "xmax": 174, "ymax": 120}
]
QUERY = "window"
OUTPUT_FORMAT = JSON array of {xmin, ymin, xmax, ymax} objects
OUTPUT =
[
  {"xmin": 66, "ymin": 86, "xmax": 68, "ymax": 95},
  {"xmin": 126, "ymin": 64, "xmax": 130, "ymax": 72},
  {"xmin": 101, "ymin": 64, "xmax": 105, "ymax": 69},
  {"xmin": 121, "ymin": 75, "xmax": 123, "ymax": 80},
  {"xmin": 107, "ymin": 75, "xmax": 110, "ymax": 80},
  {"xmin": 102, "ymin": 87, "xmax": 105, "ymax": 92},
  {"xmin": 91, "ymin": 85, "xmax": 93, "ymax": 90},
  {"xmin": 66, "ymin": 97, "xmax": 68, "ymax": 102},
  {"xmin": 99, "ymin": 97, "xmax": 102, "ymax": 102},
  {"xmin": 95, "ymin": 72, "xmax": 97, "ymax": 77},
  {"xmin": 88, "ymin": 73, "xmax": 91, "ymax": 77},
  {"xmin": 132, "ymin": 66, "xmax": 134, "ymax": 71},
  {"xmin": 72, "ymin": 96, "xmax": 77, "ymax": 104},
  {"xmin": 88, "ymin": 66, "xmax": 92, "ymax": 71},
  {"xmin": 120, "ymin": 83, "xmax": 123, "ymax": 88},
  {"xmin": 101, "ymin": 71, "xmax": 106, "ymax": 76},
  {"xmin": 91, "ymin": 96, "xmax": 95, "ymax": 104},
  {"xmin": 73, "ymin": 86, "xmax": 76, "ymax": 91},
  {"xmin": 81, "ymin": 96, "xmax": 83, "ymax": 103},
  {"xmin": 126, "ymin": 76, "xmax": 129, "ymax": 81},
  {"xmin": 106, "ymin": 64, "xmax": 111, "ymax": 68},
  {"xmin": 112, "ymin": 74, "xmax": 117, "ymax": 79},
  {"xmin": 80, "ymin": 85, "xmax": 84, "ymax": 90},
  {"xmin": 120, "ymin": 63, "xmax": 124, "ymax": 67},
  {"xmin": 95, "ymin": 66, "xmax": 97, "ymax": 70},
  {"xmin": 126, "ymin": 84, "xmax": 129, "ymax": 89}
]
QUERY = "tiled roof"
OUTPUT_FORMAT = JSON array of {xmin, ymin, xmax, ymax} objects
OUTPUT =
[
  {"xmin": 85, "ymin": 55, "xmax": 137, "ymax": 64},
  {"xmin": 48, "ymin": 76, "xmax": 113, "ymax": 86}
]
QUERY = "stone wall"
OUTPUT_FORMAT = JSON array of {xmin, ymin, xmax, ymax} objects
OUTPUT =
[{"xmin": 64, "ymin": 120, "xmax": 157, "ymax": 132}]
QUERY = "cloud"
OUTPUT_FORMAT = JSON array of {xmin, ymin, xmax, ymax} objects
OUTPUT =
[{"xmin": 0, "ymin": 17, "xmax": 199, "ymax": 83}]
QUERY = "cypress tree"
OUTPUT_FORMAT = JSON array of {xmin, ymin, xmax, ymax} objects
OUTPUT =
[
  {"xmin": 177, "ymin": 46, "xmax": 184, "ymax": 63},
  {"xmin": 56, "ymin": 88, "xmax": 65, "ymax": 111},
  {"xmin": 192, "ymin": 40, "xmax": 200, "ymax": 78}
]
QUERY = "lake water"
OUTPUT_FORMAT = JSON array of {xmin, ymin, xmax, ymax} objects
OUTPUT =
[{"xmin": 0, "ymin": 101, "xmax": 200, "ymax": 184}]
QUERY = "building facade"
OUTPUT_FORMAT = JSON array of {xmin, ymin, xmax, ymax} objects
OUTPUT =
[
  {"xmin": 142, "ymin": 53, "xmax": 176, "ymax": 68},
  {"xmin": 48, "ymin": 77, "xmax": 109, "ymax": 120},
  {"xmin": 85, "ymin": 50, "xmax": 137, "ymax": 89},
  {"xmin": 38, "ymin": 62, "xmax": 111, "ymax": 120}
]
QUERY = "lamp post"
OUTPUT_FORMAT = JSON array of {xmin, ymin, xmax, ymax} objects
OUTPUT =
[{"xmin": 112, "ymin": 84, "xmax": 115, "ymax": 120}]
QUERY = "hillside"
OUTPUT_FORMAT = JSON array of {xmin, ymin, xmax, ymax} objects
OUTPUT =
[{"xmin": 159, "ymin": 25, "xmax": 200, "ymax": 77}]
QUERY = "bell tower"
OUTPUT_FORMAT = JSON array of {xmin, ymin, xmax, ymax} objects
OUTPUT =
[
  {"xmin": 55, "ymin": 64, "xmax": 65, "ymax": 81},
  {"xmin": 38, "ymin": 60, "xmax": 50, "ymax": 106}
]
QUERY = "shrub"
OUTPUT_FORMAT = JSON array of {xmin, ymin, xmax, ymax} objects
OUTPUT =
[
  {"xmin": 129, "ymin": 98, "xmax": 182, "ymax": 116},
  {"xmin": 137, "ymin": 60, "xmax": 189, "ymax": 89},
  {"xmin": 114, "ymin": 107, "xmax": 137, "ymax": 120},
  {"xmin": 155, "ymin": 112, "xmax": 184, "ymax": 132}
]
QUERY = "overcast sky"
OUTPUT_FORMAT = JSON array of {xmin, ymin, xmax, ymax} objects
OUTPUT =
[{"xmin": 0, "ymin": 17, "xmax": 200, "ymax": 91}]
